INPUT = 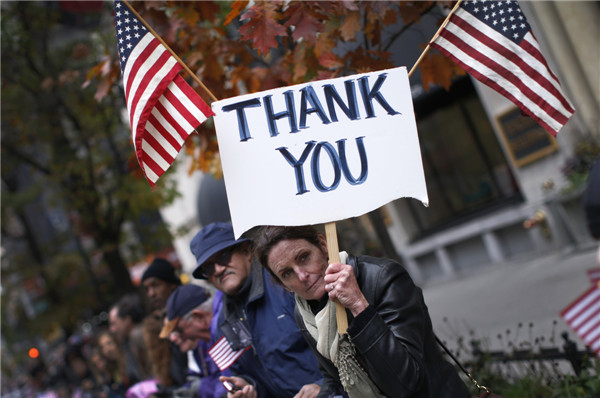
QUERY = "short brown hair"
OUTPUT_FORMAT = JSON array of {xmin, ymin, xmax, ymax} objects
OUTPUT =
[{"xmin": 254, "ymin": 225, "xmax": 323, "ymax": 285}]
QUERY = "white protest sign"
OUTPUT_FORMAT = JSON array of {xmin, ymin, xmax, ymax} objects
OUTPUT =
[{"xmin": 212, "ymin": 66, "xmax": 428, "ymax": 238}]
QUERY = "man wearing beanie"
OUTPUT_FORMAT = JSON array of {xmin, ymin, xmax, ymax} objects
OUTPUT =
[
  {"xmin": 189, "ymin": 222, "xmax": 323, "ymax": 398},
  {"xmin": 142, "ymin": 257, "xmax": 182, "ymax": 310},
  {"xmin": 140, "ymin": 258, "xmax": 188, "ymax": 389}
]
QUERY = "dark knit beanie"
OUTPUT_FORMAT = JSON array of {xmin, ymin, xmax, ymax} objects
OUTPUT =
[{"xmin": 141, "ymin": 258, "xmax": 181, "ymax": 285}]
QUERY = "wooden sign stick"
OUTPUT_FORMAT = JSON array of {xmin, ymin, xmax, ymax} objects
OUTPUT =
[{"xmin": 325, "ymin": 222, "xmax": 349, "ymax": 333}]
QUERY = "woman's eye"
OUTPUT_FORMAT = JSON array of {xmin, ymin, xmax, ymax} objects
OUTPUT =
[
  {"xmin": 300, "ymin": 253, "xmax": 309, "ymax": 263},
  {"xmin": 281, "ymin": 270, "xmax": 292, "ymax": 279}
]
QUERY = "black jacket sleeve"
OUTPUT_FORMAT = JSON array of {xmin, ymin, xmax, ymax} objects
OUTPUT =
[{"xmin": 346, "ymin": 258, "xmax": 427, "ymax": 397}]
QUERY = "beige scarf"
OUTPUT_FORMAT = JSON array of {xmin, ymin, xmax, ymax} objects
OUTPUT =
[{"xmin": 295, "ymin": 252, "xmax": 386, "ymax": 398}]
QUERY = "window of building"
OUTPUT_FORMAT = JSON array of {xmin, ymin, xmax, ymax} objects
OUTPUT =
[{"xmin": 398, "ymin": 78, "xmax": 522, "ymax": 238}]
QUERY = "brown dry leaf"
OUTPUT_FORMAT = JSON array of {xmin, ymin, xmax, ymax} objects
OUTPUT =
[
  {"xmin": 292, "ymin": 42, "xmax": 308, "ymax": 82},
  {"xmin": 420, "ymin": 51, "xmax": 465, "ymax": 91},
  {"xmin": 225, "ymin": 1, "xmax": 249, "ymax": 25},
  {"xmin": 398, "ymin": 1, "xmax": 434, "ymax": 25},
  {"xmin": 339, "ymin": 11, "xmax": 361, "ymax": 42}
]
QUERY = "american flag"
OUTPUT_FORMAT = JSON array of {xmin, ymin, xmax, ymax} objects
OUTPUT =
[
  {"xmin": 208, "ymin": 336, "xmax": 250, "ymax": 371},
  {"xmin": 561, "ymin": 285, "xmax": 600, "ymax": 356},
  {"xmin": 114, "ymin": 1, "xmax": 214, "ymax": 186},
  {"xmin": 431, "ymin": 0, "xmax": 574, "ymax": 136},
  {"xmin": 587, "ymin": 268, "xmax": 600, "ymax": 286}
]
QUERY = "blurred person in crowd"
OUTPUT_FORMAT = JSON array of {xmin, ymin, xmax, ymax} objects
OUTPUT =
[
  {"xmin": 63, "ymin": 342, "xmax": 97, "ymax": 398},
  {"xmin": 140, "ymin": 258, "xmax": 188, "ymax": 388},
  {"xmin": 89, "ymin": 346, "xmax": 112, "ymax": 397},
  {"xmin": 255, "ymin": 225, "xmax": 470, "ymax": 398},
  {"xmin": 97, "ymin": 329, "xmax": 131, "ymax": 397},
  {"xmin": 109, "ymin": 293, "xmax": 152, "ymax": 384},
  {"xmin": 159, "ymin": 284, "xmax": 225, "ymax": 398},
  {"xmin": 190, "ymin": 222, "xmax": 323, "ymax": 398}
]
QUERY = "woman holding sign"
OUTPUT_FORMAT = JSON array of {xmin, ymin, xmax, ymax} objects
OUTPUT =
[{"xmin": 254, "ymin": 225, "xmax": 469, "ymax": 398}]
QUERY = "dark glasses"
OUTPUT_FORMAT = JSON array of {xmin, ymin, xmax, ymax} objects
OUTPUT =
[{"xmin": 199, "ymin": 246, "xmax": 237, "ymax": 278}]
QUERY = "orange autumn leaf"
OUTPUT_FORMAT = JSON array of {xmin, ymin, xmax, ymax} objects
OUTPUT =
[
  {"xmin": 420, "ymin": 50, "xmax": 466, "ymax": 91},
  {"xmin": 225, "ymin": 0, "xmax": 249, "ymax": 26},
  {"xmin": 340, "ymin": 11, "xmax": 361, "ymax": 41}
]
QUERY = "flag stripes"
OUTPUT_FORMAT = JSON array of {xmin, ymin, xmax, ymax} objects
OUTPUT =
[
  {"xmin": 561, "ymin": 286, "xmax": 600, "ymax": 355},
  {"xmin": 588, "ymin": 268, "xmax": 600, "ymax": 286},
  {"xmin": 431, "ymin": 0, "xmax": 574, "ymax": 136},
  {"xmin": 208, "ymin": 336, "xmax": 249, "ymax": 371},
  {"xmin": 114, "ymin": 1, "xmax": 214, "ymax": 186}
]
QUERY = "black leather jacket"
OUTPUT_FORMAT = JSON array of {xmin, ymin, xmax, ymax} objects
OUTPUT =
[{"xmin": 295, "ymin": 254, "xmax": 470, "ymax": 398}]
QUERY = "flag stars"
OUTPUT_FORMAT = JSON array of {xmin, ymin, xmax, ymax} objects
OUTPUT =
[
  {"xmin": 513, "ymin": 33, "xmax": 519, "ymax": 39},
  {"xmin": 511, "ymin": 24, "xmax": 517, "ymax": 30}
]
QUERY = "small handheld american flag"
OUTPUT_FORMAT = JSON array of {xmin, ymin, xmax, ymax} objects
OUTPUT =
[
  {"xmin": 561, "ymin": 285, "xmax": 600, "ymax": 356},
  {"xmin": 208, "ymin": 336, "xmax": 250, "ymax": 371}
]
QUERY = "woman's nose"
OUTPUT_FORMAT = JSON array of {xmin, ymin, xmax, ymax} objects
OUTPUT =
[{"xmin": 297, "ymin": 269, "xmax": 309, "ymax": 282}]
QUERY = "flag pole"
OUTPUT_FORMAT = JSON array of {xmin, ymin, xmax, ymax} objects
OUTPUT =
[
  {"xmin": 408, "ymin": 0, "xmax": 464, "ymax": 78},
  {"xmin": 122, "ymin": 0, "xmax": 219, "ymax": 103},
  {"xmin": 325, "ymin": 222, "xmax": 349, "ymax": 333}
]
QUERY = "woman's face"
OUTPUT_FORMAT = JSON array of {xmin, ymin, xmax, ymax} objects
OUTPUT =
[
  {"xmin": 266, "ymin": 236, "xmax": 329, "ymax": 301},
  {"xmin": 98, "ymin": 334, "xmax": 119, "ymax": 361}
]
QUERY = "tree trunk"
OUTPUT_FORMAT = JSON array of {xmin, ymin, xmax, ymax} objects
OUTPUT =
[{"xmin": 102, "ymin": 245, "xmax": 135, "ymax": 295}]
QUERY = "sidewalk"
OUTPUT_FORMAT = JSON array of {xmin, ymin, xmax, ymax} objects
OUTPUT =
[{"xmin": 421, "ymin": 247, "xmax": 598, "ymax": 352}]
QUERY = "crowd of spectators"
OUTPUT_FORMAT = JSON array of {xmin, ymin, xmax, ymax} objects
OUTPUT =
[{"xmin": 2, "ymin": 258, "xmax": 215, "ymax": 398}]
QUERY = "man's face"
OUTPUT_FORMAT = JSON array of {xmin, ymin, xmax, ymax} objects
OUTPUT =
[
  {"xmin": 204, "ymin": 244, "xmax": 252, "ymax": 296},
  {"xmin": 108, "ymin": 307, "xmax": 131, "ymax": 341},
  {"xmin": 166, "ymin": 310, "xmax": 212, "ymax": 349},
  {"xmin": 169, "ymin": 334, "xmax": 199, "ymax": 352},
  {"xmin": 143, "ymin": 277, "xmax": 177, "ymax": 310}
]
